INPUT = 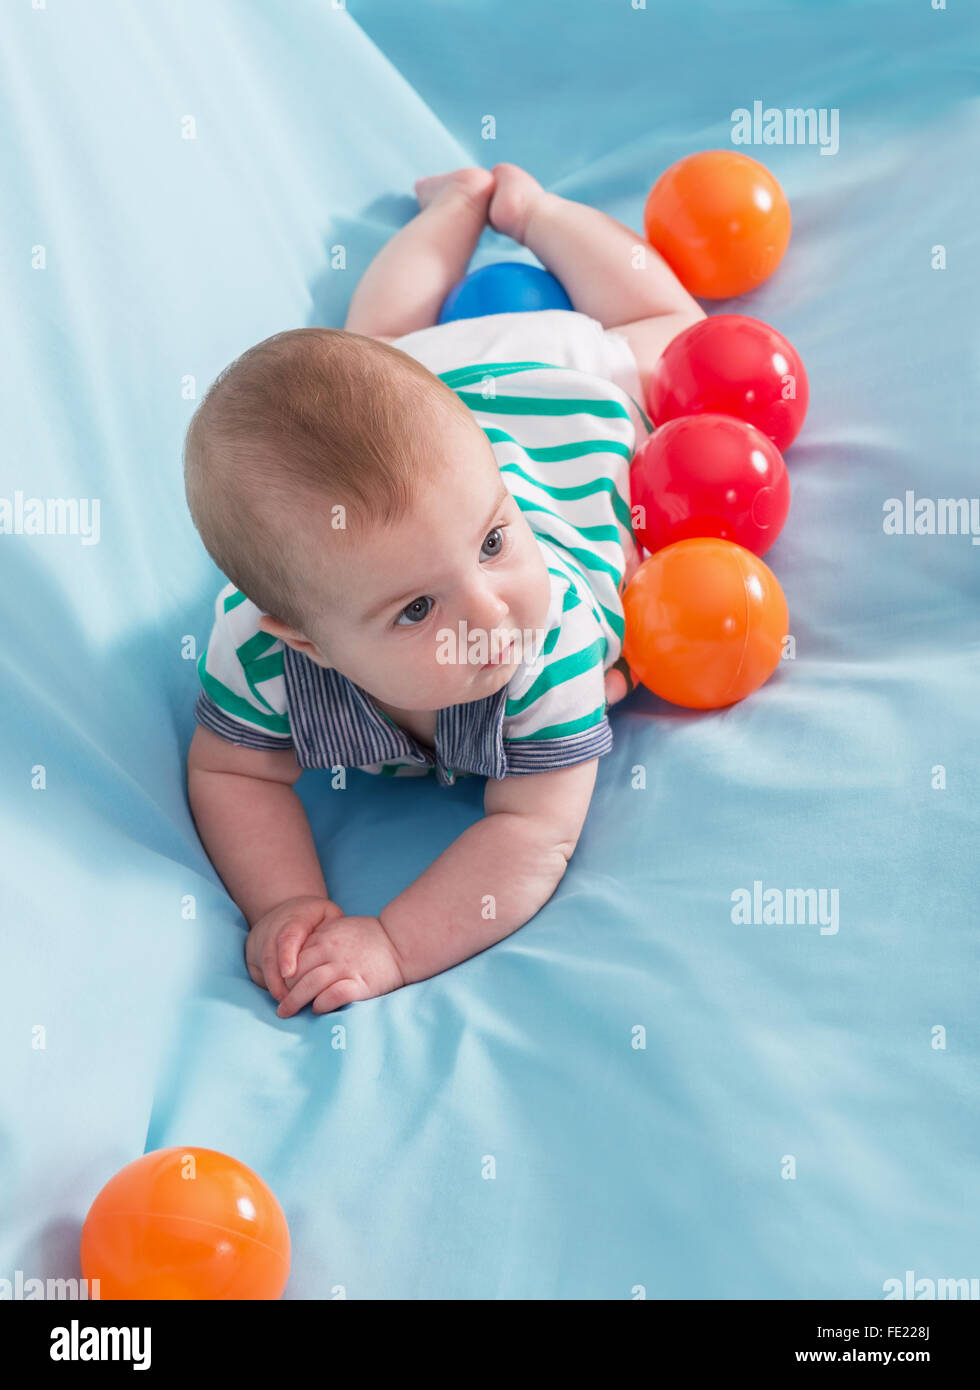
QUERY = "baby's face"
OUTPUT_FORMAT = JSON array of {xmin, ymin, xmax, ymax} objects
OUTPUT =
[{"xmin": 297, "ymin": 410, "xmax": 552, "ymax": 711}]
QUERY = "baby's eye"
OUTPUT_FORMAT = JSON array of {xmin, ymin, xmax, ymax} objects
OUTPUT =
[
  {"xmin": 395, "ymin": 596, "xmax": 434, "ymax": 627},
  {"xmin": 480, "ymin": 525, "xmax": 508, "ymax": 560},
  {"xmin": 393, "ymin": 526, "xmax": 510, "ymax": 627}
]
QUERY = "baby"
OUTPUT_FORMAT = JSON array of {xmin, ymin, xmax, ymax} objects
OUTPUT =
[{"xmin": 183, "ymin": 162, "xmax": 704, "ymax": 1018}]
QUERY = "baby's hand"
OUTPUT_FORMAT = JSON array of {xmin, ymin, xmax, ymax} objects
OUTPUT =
[
  {"xmin": 604, "ymin": 657, "xmax": 639, "ymax": 708},
  {"xmin": 274, "ymin": 915, "xmax": 406, "ymax": 1018},
  {"xmin": 245, "ymin": 896, "xmax": 346, "ymax": 1002}
]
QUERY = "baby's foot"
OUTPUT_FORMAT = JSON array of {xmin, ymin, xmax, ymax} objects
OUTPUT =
[
  {"xmin": 414, "ymin": 166, "xmax": 495, "ymax": 214},
  {"xmin": 488, "ymin": 163, "xmax": 547, "ymax": 243}
]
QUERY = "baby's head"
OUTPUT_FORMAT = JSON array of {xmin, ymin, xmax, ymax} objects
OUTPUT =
[{"xmin": 184, "ymin": 327, "xmax": 550, "ymax": 711}]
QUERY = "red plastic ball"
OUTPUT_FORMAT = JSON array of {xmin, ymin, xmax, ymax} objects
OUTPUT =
[
  {"xmin": 643, "ymin": 150, "xmax": 791, "ymax": 299},
  {"xmin": 648, "ymin": 314, "xmax": 809, "ymax": 452},
  {"xmin": 80, "ymin": 1147, "xmax": 291, "ymax": 1300},
  {"xmin": 630, "ymin": 415, "xmax": 790, "ymax": 557},
  {"xmin": 622, "ymin": 538, "xmax": 788, "ymax": 710}
]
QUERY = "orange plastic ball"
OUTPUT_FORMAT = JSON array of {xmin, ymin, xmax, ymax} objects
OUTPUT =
[
  {"xmin": 622, "ymin": 538, "xmax": 788, "ymax": 709},
  {"xmin": 80, "ymin": 1147, "xmax": 291, "ymax": 1300},
  {"xmin": 643, "ymin": 151, "xmax": 791, "ymax": 299}
]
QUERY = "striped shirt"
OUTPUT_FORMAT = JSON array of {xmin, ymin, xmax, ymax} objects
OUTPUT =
[{"xmin": 194, "ymin": 309, "xmax": 651, "ymax": 786}]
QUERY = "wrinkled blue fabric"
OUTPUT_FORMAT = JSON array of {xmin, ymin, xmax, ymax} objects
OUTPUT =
[{"xmin": 1, "ymin": 0, "xmax": 977, "ymax": 1299}]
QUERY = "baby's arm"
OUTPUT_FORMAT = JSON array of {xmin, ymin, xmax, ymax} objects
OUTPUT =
[
  {"xmin": 377, "ymin": 758, "xmax": 600, "ymax": 985},
  {"xmin": 186, "ymin": 724, "xmax": 329, "ymax": 925},
  {"xmin": 271, "ymin": 757, "xmax": 601, "ymax": 1017}
]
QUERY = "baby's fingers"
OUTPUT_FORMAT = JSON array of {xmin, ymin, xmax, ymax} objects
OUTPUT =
[
  {"xmin": 265, "ymin": 918, "xmax": 316, "ymax": 1000},
  {"xmin": 276, "ymin": 919, "xmax": 318, "ymax": 984},
  {"xmin": 261, "ymin": 937, "xmax": 290, "ymax": 1001},
  {"xmin": 276, "ymin": 962, "xmax": 342, "ymax": 1019},
  {"xmin": 311, "ymin": 977, "xmax": 366, "ymax": 1015}
]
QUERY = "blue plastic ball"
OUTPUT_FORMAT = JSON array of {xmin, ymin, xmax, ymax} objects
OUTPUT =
[{"xmin": 437, "ymin": 261, "xmax": 573, "ymax": 324}]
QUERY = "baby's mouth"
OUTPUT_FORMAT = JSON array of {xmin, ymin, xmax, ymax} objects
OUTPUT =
[{"xmin": 481, "ymin": 640, "xmax": 514, "ymax": 670}]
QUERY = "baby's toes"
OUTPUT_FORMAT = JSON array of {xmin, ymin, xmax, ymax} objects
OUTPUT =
[
  {"xmin": 416, "ymin": 167, "xmax": 494, "ymax": 212},
  {"xmin": 488, "ymin": 163, "xmax": 544, "ymax": 241}
]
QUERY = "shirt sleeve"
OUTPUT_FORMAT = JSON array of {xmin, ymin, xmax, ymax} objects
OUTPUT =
[
  {"xmin": 389, "ymin": 308, "xmax": 643, "ymax": 403},
  {"xmin": 194, "ymin": 583, "xmax": 294, "ymax": 751},
  {"xmin": 501, "ymin": 571, "xmax": 613, "ymax": 775}
]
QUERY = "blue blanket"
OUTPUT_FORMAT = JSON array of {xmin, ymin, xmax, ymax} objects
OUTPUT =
[{"xmin": 2, "ymin": 0, "xmax": 977, "ymax": 1298}]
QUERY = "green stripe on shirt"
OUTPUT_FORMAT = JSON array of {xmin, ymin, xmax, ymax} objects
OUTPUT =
[
  {"xmin": 439, "ymin": 360, "xmax": 556, "ymax": 388},
  {"xmin": 197, "ymin": 648, "xmax": 291, "ymax": 735},
  {"xmin": 505, "ymin": 703, "xmax": 608, "ymax": 741},
  {"xmin": 512, "ymin": 497, "xmax": 625, "ymax": 585},
  {"xmin": 484, "ymin": 425, "xmax": 633, "ymax": 463},
  {"xmin": 455, "ymin": 389, "xmax": 630, "ymax": 421},
  {"xmin": 439, "ymin": 358, "xmax": 655, "ymax": 434},
  {"xmin": 537, "ymin": 539, "xmax": 626, "ymax": 642},
  {"xmin": 506, "ymin": 635, "xmax": 608, "ymax": 715},
  {"xmin": 498, "ymin": 455, "xmax": 634, "ymax": 534}
]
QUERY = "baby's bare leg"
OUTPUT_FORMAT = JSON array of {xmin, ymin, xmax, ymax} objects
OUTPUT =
[
  {"xmin": 344, "ymin": 168, "xmax": 495, "ymax": 339},
  {"xmin": 489, "ymin": 162, "xmax": 703, "ymax": 327}
]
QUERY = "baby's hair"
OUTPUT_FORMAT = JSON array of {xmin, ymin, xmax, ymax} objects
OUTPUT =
[{"xmin": 183, "ymin": 326, "xmax": 471, "ymax": 636}]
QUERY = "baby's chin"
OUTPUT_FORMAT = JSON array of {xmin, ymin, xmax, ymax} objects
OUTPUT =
[
  {"xmin": 412, "ymin": 651, "xmax": 520, "ymax": 708},
  {"xmin": 467, "ymin": 641, "xmax": 527, "ymax": 692}
]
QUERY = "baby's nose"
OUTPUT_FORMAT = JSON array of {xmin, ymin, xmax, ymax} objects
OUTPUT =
[
  {"xmin": 476, "ymin": 597, "xmax": 512, "ymax": 631},
  {"xmin": 463, "ymin": 576, "xmax": 513, "ymax": 631}
]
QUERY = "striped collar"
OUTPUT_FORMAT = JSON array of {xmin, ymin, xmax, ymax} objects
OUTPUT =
[{"xmin": 281, "ymin": 644, "xmax": 510, "ymax": 785}]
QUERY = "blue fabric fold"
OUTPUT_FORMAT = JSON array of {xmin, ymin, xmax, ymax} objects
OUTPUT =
[{"xmin": 1, "ymin": 0, "xmax": 977, "ymax": 1299}]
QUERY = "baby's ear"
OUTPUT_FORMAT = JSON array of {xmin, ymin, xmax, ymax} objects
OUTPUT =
[
  {"xmin": 256, "ymin": 614, "xmax": 322, "ymax": 661},
  {"xmin": 256, "ymin": 613, "xmax": 292, "ymax": 640}
]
